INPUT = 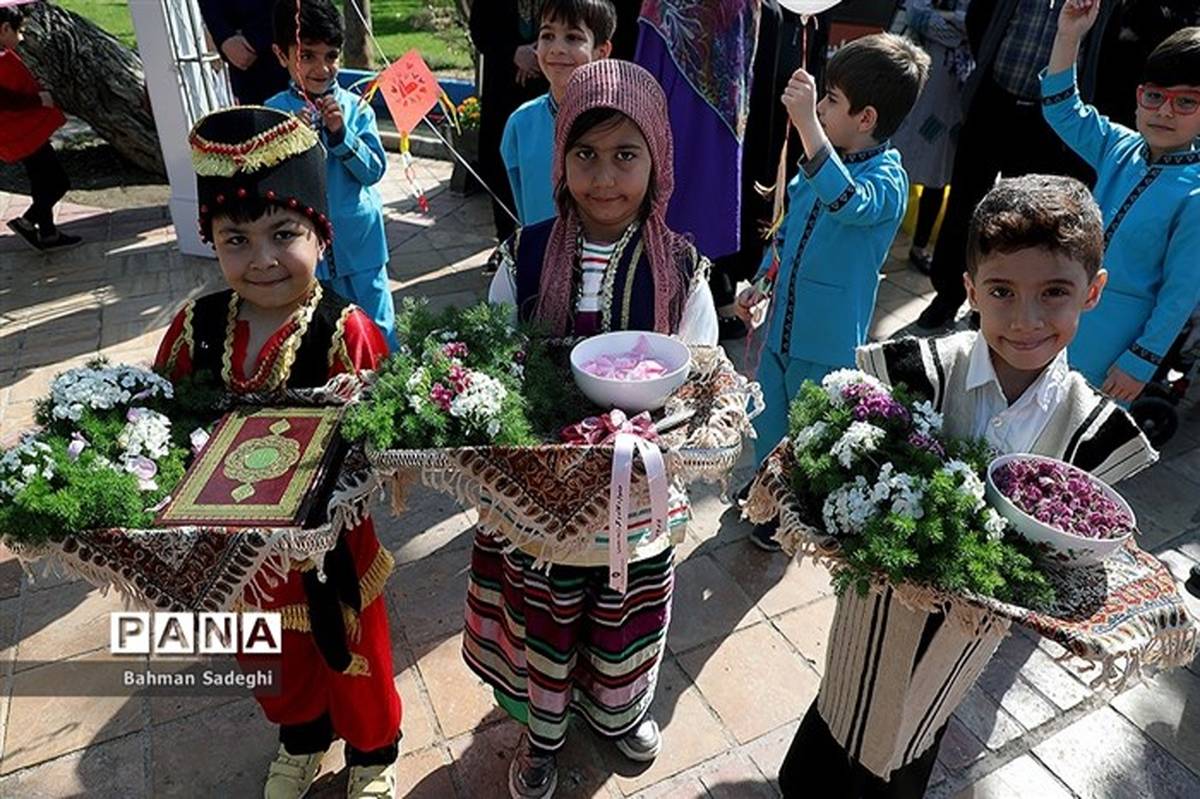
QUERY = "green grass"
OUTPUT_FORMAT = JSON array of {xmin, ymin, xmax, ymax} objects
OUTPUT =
[{"xmin": 54, "ymin": 0, "xmax": 473, "ymax": 72}]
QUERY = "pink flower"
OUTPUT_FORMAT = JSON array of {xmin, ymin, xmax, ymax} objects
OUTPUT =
[
  {"xmin": 994, "ymin": 458, "xmax": 1133, "ymax": 539},
  {"xmin": 442, "ymin": 341, "xmax": 469, "ymax": 360},
  {"xmin": 447, "ymin": 365, "xmax": 472, "ymax": 393},
  {"xmin": 429, "ymin": 382, "xmax": 454, "ymax": 411},
  {"xmin": 67, "ymin": 432, "xmax": 88, "ymax": 462},
  {"xmin": 124, "ymin": 455, "xmax": 159, "ymax": 492}
]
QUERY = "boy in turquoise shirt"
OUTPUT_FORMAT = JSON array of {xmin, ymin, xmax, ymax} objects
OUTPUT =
[
  {"xmin": 500, "ymin": 0, "xmax": 615, "ymax": 227},
  {"xmin": 736, "ymin": 33, "xmax": 929, "ymax": 547},
  {"xmin": 1044, "ymin": 1, "xmax": 1200, "ymax": 401},
  {"xmin": 267, "ymin": 0, "xmax": 396, "ymax": 350}
]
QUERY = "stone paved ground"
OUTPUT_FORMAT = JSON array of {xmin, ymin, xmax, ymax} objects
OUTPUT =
[{"xmin": 1, "ymin": 153, "xmax": 1198, "ymax": 798}]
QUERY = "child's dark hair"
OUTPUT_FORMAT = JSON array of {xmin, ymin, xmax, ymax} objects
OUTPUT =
[
  {"xmin": 824, "ymin": 33, "xmax": 930, "ymax": 141},
  {"xmin": 273, "ymin": 0, "xmax": 344, "ymax": 52},
  {"xmin": 965, "ymin": 175, "xmax": 1104, "ymax": 280},
  {"xmin": 1143, "ymin": 27, "xmax": 1200, "ymax": 87},
  {"xmin": 205, "ymin": 196, "xmax": 327, "ymax": 243},
  {"xmin": 555, "ymin": 107, "xmax": 655, "ymax": 213},
  {"xmin": 0, "ymin": 4, "xmax": 28, "ymax": 30},
  {"xmin": 539, "ymin": 0, "xmax": 618, "ymax": 45}
]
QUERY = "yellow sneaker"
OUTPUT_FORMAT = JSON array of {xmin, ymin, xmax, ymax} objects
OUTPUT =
[
  {"xmin": 263, "ymin": 744, "xmax": 323, "ymax": 799},
  {"xmin": 346, "ymin": 762, "xmax": 397, "ymax": 798}
]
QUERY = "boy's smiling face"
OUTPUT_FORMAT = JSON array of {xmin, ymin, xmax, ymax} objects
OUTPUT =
[
  {"xmin": 966, "ymin": 247, "xmax": 1106, "ymax": 378},
  {"xmin": 274, "ymin": 40, "xmax": 341, "ymax": 95},
  {"xmin": 211, "ymin": 205, "xmax": 323, "ymax": 314},
  {"xmin": 537, "ymin": 15, "xmax": 611, "ymax": 98},
  {"xmin": 1136, "ymin": 83, "xmax": 1200, "ymax": 157}
]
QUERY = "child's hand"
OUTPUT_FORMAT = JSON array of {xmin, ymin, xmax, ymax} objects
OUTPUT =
[
  {"xmin": 39, "ymin": 91, "xmax": 53, "ymax": 108},
  {"xmin": 782, "ymin": 68, "xmax": 820, "ymax": 135},
  {"xmin": 1101, "ymin": 365, "xmax": 1146, "ymax": 403},
  {"xmin": 734, "ymin": 285, "xmax": 767, "ymax": 326},
  {"xmin": 317, "ymin": 95, "xmax": 344, "ymax": 136},
  {"xmin": 1057, "ymin": 0, "xmax": 1102, "ymax": 42}
]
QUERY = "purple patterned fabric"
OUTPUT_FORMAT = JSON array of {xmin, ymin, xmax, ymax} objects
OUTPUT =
[{"xmin": 636, "ymin": 3, "xmax": 757, "ymax": 260}]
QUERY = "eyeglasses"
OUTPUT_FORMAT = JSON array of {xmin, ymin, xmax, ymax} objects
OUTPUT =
[{"xmin": 1137, "ymin": 84, "xmax": 1200, "ymax": 116}]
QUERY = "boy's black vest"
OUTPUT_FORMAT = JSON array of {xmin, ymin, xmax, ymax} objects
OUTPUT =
[
  {"xmin": 186, "ymin": 284, "xmax": 363, "ymax": 673},
  {"xmin": 189, "ymin": 285, "xmax": 353, "ymax": 388},
  {"xmin": 513, "ymin": 219, "xmax": 698, "ymax": 333}
]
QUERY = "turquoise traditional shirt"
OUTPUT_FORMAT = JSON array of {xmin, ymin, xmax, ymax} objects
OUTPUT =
[
  {"xmin": 757, "ymin": 142, "xmax": 909, "ymax": 367},
  {"xmin": 1042, "ymin": 66, "xmax": 1200, "ymax": 385},
  {"xmin": 500, "ymin": 93, "xmax": 558, "ymax": 227},
  {"xmin": 265, "ymin": 84, "xmax": 389, "ymax": 278}
]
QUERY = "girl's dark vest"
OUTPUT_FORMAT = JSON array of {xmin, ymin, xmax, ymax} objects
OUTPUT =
[
  {"xmin": 189, "ymin": 285, "xmax": 353, "ymax": 388},
  {"xmin": 512, "ymin": 219, "xmax": 696, "ymax": 333}
]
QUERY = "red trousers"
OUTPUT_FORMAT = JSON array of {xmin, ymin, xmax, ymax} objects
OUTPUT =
[{"xmin": 238, "ymin": 520, "xmax": 402, "ymax": 752}]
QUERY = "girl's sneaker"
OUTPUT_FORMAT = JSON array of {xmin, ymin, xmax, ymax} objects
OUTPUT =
[
  {"xmin": 616, "ymin": 718, "xmax": 662, "ymax": 762},
  {"xmin": 347, "ymin": 762, "xmax": 397, "ymax": 798},
  {"xmin": 508, "ymin": 733, "xmax": 558, "ymax": 799},
  {"xmin": 263, "ymin": 745, "xmax": 323, "ymax": 799}
]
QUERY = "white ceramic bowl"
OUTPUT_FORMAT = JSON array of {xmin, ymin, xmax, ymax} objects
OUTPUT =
[
  {"xmin": 569, "ymin": 331, "xmax": 692, "ymax": 413},
  {"xmin": 985, "ymin": 453, "xmax": 1135, "ymax": 566}
]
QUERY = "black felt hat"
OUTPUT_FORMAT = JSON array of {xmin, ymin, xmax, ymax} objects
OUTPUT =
[{"xmin": 189, "ymin": 106, "xmax": 331, "ymax": 244}]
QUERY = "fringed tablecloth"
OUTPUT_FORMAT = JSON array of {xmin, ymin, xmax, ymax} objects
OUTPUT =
[
  {"xmin": 368, "ymin": 346, "xmax": 763, "ymax": 564},
  {"xmin": 2, "ymin": 377, "xmax": 380, "ymax": 613},
  {"xmin": 745, "ymin": 442, "xmax": 1199, "ymax": 689}
]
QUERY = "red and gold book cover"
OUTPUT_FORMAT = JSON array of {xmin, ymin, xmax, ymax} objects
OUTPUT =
[{"xmin": 156, "ymin": 407, "xmax": 344, "ymax": 527}]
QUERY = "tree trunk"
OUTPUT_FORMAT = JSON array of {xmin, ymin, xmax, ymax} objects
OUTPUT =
[
  {"xmin": 18, "ymin": 3, "xmax": 165, "ymax": 177},
  {"xmin": 344, "ymin": 0, "xmax": 374, "ymax": 69}
]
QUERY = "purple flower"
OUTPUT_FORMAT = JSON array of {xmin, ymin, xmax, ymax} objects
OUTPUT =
[
  {"xmin": 126, "ymin": 407, "xmax": 146, "ymax": 423},
  {"xmin": 842, "ymin": 383, "xmax": 910, "ymax": 423},
  {"xmin": 67, "ymin": 432, "xmax": 88, "ymax": 462},
  {"xmin": 907, "ymin": 432, "xmax": 945, "ymax": 458},
  {"xmin": 994, "ymin": 458, "xmax": 1133, "ymax": 540}
]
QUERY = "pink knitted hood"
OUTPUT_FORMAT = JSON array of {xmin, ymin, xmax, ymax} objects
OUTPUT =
[{"xmin": 534, "ymin": 59, "xmax": 690, "ymax": 335}]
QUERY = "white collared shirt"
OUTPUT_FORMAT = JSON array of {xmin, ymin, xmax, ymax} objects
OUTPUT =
[{"xmin": 964, "ymin": 333, "xmax": 1070, "ymax": 454}]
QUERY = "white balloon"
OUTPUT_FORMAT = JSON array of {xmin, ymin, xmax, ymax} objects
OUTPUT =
[{"xmin": 777, "ymin": 0, "xmax": 843, "ymax": 15}]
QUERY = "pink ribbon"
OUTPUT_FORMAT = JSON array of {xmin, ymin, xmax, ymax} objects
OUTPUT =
[{"xmin": 559, "ymin": 409, "xmax": 660, "ymax": 446}]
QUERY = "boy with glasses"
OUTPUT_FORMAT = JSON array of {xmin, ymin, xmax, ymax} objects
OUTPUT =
[{"xmin": 1043, "ymin": 0, "xmax": 1200, "ymax": 401}]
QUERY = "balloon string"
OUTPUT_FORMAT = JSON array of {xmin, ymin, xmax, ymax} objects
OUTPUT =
[{"xmin": 743, "ymin": 17, "xmax": 811, "ymax": 379}]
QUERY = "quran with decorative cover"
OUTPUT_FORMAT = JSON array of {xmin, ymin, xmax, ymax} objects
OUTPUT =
[{"xmin": 156, "ymin": 407, "xmax": 346, "ymax": 528}]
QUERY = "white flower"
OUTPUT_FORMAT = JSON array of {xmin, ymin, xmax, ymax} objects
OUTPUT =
[
  {"xmin": 912, "ymin": 400, "xmax": 943, "ymax": 436},
  {"xmin": 0, "ymin": 433, "xmax": 56, "ymax": 499},
  {"xmin": 829, "ymin": 421, "xmax": 886, "ymax": 468},
  {"xmin": 823, "ymin": 475, "xmax": 883, "ymax": 536},
  {"xmin": 118, "ymin": 408, "xmax": 173, "ymax": 463},
  {"xmin": 792, "ymin": 421, "xmax": 829, "ymax": 453},
  {"xmin": 46, "ymin": 363, "xmax": 173, "ymax": 422},
  {"xmin": 982, "ymin": 508, "xmax": 1008, "ymax": 542},
  {"xmin": 821, "ymin": 369, "xmax": 886, "ymax": 405},
  {"xmin": 942, "ymin": 459, "xmax": 986, "ymax": 511},
  {"xmin": 448, "ymin": 370, "xmax": 507, "ymax": 435}
]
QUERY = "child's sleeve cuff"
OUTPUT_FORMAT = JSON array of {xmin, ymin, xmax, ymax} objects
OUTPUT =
[
  {"xmin": 807, "ymin": 151, "xmax": 856, "ymax": 210},
  {"xmin": 1041, "ymin": 66, "xmax": 1077, "ymax": 105},
  {"xmin": 1116, "ymin": 346, "xmax": 1162, "ymax": 384}
]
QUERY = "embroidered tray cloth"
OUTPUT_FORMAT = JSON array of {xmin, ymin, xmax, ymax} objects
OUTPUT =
[
  {"xmin": 368, "ymin": 346, "xmax": 763, "ymax": 560},
  {"xmin": 4, "ymin": 380, "xmax": 378, "ymax": 613},
  {"xmin": 745, "ymin": 442, "xmax": 1199, "ymax": 685}
]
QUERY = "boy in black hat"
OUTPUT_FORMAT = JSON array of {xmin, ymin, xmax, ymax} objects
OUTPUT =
[{"xmin": 155, "ymin": 105, "xmax": 401, "ymax": 799}]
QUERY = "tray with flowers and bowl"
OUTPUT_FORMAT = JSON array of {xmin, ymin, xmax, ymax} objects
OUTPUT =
[
  {"xmin": 742, "ymin": 369, "xmax": 1196, "ymax": 689},
  {"xmin": 350, "ymin": 300, "xmax": 762, "ymax": 568},
  {"xmin": 0, "ymin": 360, "xmax": 380, "ymax": 613}
]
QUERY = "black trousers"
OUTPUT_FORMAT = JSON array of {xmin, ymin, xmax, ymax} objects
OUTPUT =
[
  {"xmin": 779, "ymin": 703, "xmax": 947, "ymax": 799},
  {"xmin": 21, "ymin": 141, "xmax": 69, "ymax": 236},
  {"xmin": 280, "ymin": 712, "xmax": 399, "ymax": 767},
  {"xmin": 927, "ymin": 78, "xmax": 1096, "ymax": 307}
]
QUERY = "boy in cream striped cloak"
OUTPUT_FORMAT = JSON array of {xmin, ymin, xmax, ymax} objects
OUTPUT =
[{"xmin": 776, "ymin": 175, "xmax": 1157, "ymax": 798}]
